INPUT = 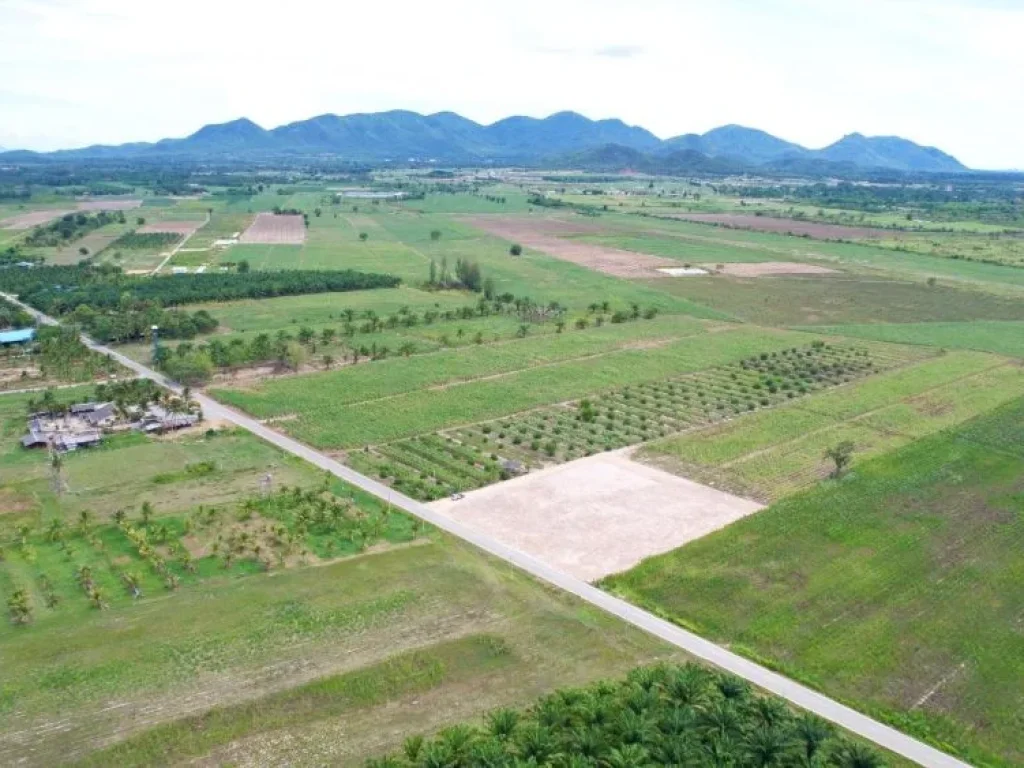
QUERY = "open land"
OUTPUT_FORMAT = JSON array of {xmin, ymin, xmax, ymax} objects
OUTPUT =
[
  {"xmin": 431, "ymin": 450, "xmax": 763, "ymax": 582},
  {"xmin": 3, "ymin": 172, "xmax": 1022, "ymax": 766},
  {"xmin": 239, "ymin": 212, "xmax": 307, "ymax": 244}
]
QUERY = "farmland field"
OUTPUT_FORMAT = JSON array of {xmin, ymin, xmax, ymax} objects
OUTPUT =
[
  {"xmin": 808, "ymin": 320, "xmax": 1024, "ymax": 358},
  {"xmin": 605, "ymin": 397, "xmax": 1024, "ymax": 767},
  {"xmin": 0, "ymin": 386, "xmax": 684, "ymax": 767},
  {"xmin": 641, "ymin": 350, "xmax": 1024, "ymax": 500},
  {"xmin": 5, "ymin": 170, "xmax": 1024, "ymax": 766}
]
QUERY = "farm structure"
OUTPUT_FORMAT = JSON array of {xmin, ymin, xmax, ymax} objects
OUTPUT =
[{"xmin": 20, "ymin": 400, "xmax": 200, "ymax": 451}]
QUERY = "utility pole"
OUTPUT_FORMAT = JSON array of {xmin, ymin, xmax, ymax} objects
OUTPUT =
[{"xmin": 151, "ymin": 325, "xmax": 159, "ymax": 363}]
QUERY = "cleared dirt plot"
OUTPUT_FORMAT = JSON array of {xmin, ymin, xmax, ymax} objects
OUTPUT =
[
  {"xmin": 430, "ymin": 450, "xmax": 763, "ymax": 582},
  {"xmin": 714, "ymin": 261, "xmax": 838, "ymax": 277},
  {"xmin": 464, "ymin": 214, "xmax": 679, "ymax": 277},
  {"xmin": 0, "ymin": 209, "xmax": 74, "ymax": 230},
  {"xmin": 672, "ymin": 213, "xmax": 905, "ymax": 240},
  {"xmin": 240, "ymin": 213, "xmax": 306, "ymax": 244}
]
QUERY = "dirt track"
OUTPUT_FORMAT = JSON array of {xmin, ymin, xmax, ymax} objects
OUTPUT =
[
  {"xmin": 429, "ymin": 450, "xmax": 763, "ymax": 582},
  {"xmin": 463, "ymin": 215, "xmax": 677, "ymax": 278}
]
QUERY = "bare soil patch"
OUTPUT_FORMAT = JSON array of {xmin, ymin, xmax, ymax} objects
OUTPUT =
[
  {"xmin": 464, "ymin": 215, "xmax": 676, "ymax": 278},
  {"xmin": 240, "ymin": 213, "xmax": 306, "ymax": 245},
  {"xmin": 137, "ymin": 221, "xmax": 202, "ymax": 236},
  {"xmin": 430, "ymin": 449, "xmax": 763, "ymax": 582},
  {"xmin": 0, "ymin": 209, "xmax": 74, "ymax": 230},
  {"xmin": 671, "ymin": 213, "xmax": 904, "ymax": 240},
  {"xmin": 713, "ymin": 261, "xmax": 838, "ymax": 277}
]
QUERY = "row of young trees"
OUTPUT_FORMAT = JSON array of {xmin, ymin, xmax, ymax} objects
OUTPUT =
[
  {"xmin": 367, "ymin": 663, "xmax": 882, "ymax": 768},
  {"xmin": 0, "ymin": 264, "xmax": 402, "ymax": 315}
]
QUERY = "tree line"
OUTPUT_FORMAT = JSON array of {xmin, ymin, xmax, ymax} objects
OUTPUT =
[{"xmin": 0, "ymin": 264, "xmax": 401, "ymax": 316}]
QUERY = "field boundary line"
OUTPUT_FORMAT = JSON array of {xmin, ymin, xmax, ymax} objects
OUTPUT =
[{"xmin": 0, "ymin": 292, "xmax": 970, "ymax": 768}]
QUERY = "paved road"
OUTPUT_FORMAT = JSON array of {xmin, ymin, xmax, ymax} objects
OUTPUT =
[{"xmin": 1, "ymin": 293, "xmax": 970, "ymax": 768}]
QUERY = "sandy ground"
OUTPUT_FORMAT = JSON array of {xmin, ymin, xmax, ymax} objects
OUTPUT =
[
  {"xmin": 240, "ymin": 213, "xmax": 306, "ymax": 244},
  {"xmin": 464, "ymin": 214, "xmax": 677, "ymax": 278},
  {"xmin": 671, "ymin": 213, "xmax": 903, "ymax": 240},
  {"xmin": 137, "ymin": 220, "xmax": 202, "ymax": 235},
  {"xmin": 712, "ymin": 261, "xmax": 838, "ymax": 277},
  {"xmin": 429, "ymin": 450, "xmax": 763, "ymax": 582}
]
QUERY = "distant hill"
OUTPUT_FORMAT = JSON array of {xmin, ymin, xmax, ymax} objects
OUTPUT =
[
  {"xmin": 3, "ymin": 111, "xmax": 969, "ymax": 173},
  {"xmin": 817, "ymin": 133, "xmax": 965, "ymax": 173}
]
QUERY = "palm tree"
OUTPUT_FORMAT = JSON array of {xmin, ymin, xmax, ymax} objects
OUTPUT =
[
  {"xmin": 830, "ymin": 741, "xmax": 884, "ymax": 768},
  {"xmin": 744, "ymin": 725, "xmax": 797, "ymax": 767},
  {"xmin": 486, "ymin": 708, "xmax": 519, "ymax": 740},
  {"xmin": 794, "ymin": 713, "xmax": 833, "ymax": 762}
]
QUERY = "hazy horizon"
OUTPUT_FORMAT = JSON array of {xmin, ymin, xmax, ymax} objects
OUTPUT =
[{"xmin": 2, "ymin": 0, "xmax": 1021, "ymax": 169}]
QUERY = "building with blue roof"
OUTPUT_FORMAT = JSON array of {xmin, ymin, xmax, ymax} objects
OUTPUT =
[{"xmin": 0, "ymin": 327, "xmax": 35, "ymax": 346}]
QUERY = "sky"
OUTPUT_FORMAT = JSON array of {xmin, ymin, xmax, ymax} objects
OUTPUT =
[{"xmin": 1, "ymin": 0, "xmax": 1021, "ymax": 168}]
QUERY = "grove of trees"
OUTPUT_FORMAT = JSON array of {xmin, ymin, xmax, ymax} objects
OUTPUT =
[{"xmin": 366, "ymin": 663, "xmax": 882, "ymax": 767}]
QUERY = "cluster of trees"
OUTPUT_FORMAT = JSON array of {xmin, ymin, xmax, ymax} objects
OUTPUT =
[
  {"xmin": 110, "ymin": 231, "xmax": 180, "ymax": 250},
  {"xmin": 0, "ymin": 264, "xmax": 401, "ymax": 316},
  {"xmin": 271, "ymin": 206, "xmax": 310, "ymax": 226},
  {"xmin": 6, "ymin": 325, "xmax": 119, "ymax": 385},
  {"xmin": 0, "ymin": 297, "xmax": 32, "ymax": 329},
  {"xmin": 24, "ymin": 210, "xmax": 126, "ymax": 247},
  {"xmin": 426, "ymin": 256, "xmax": 485, "ymax": 292},
  {"xmin": 368, "ymin": 663, "xmax": 882, "ymax": 768},
  {"xmin": 67, "ymin": 302, "xmax": 218, "ymax": 343},
  {"xmin": 0, "ymin": 246, "xmax": 42, "ymax": 266}
]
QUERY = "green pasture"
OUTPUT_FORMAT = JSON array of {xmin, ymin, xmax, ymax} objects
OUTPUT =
[{"xmin": 606, "ymin": 397, "xmax": 1024, "ymax": 767}]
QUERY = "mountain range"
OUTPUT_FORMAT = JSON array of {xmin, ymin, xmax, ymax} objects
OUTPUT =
[{"xmin": 0, "ymin": 110, "xmax": 967, "ymax": 173}]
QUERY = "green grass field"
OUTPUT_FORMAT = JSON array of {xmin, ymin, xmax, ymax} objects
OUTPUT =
[
  {"xmin": 642, "ymin": 350, "xmax": 1024, "ymax": 500},
  {"xmin": 214, "ymin": 325, "xmax": 812, "ymax": 448},
  {"xmin": 605, "ymin": 397, "xmax": 1024, "ymax": 767},
  {"xmin": 641, "ymin": 275, "xmax": 1024, "ymax": 327},
  {"xmin": 808, "ymin": 320, "xmax": 1024, "ymax": 358}
]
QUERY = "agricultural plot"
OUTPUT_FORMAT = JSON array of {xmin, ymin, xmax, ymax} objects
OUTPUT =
[
  {"xmin": 215, "ymin": 325, "xmax": 817, "ymax": 449},
  {"xmin": 644, "ymin": 273, "xmax": 1024, "ymax": 326},
  {"xmin": 239, "ymin": 213, "xmax": 306, "ymax": 244},
  {"xmin": 577, "ymin": 233, "xmax": 780, "ymax": 264},
  {"xmin": 348, "ymin": 340, "xmax": 928, "ymax": 500},
  {"xmin": 0, "ymin": 393, "xmax": 681, "ymax": 766},
  {"xmin": 604, "ymin": 397, "xmax": 1024, "ymax": 767},
  {"xmin": 642, "ymin": 350, "xmax": 1024, "ymax": 500},
  {"xmin": 808, "ymin": 320, "xmax": 1024, "ymax": 358},
  {"xmin": 463, "ymin": 214, "xmax": 679, "ymax": 277},
  {"xmin": 0, "ymin": 209, "xmax": 74, "ymax": 230}
]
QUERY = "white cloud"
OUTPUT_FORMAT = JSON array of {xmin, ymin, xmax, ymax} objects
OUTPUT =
[{"xmin": 0, "ymin": 0, "xmax": 1020, "ymax": 168}]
